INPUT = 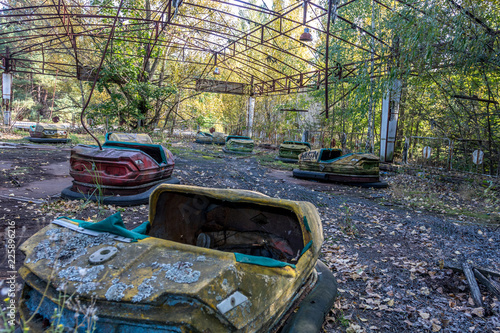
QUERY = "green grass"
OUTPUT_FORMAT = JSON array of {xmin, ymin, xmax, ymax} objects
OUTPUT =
[
  {"xmin": 9, "ymin": 166, "xmax": 32, "ymax": 175},
  {"xmin": 0, "ymin": 131, "xmax": 30, "ymax": 143},
  {"xmin": 256, "ymin": 154, "xmax": 294, "ymax": 171}
]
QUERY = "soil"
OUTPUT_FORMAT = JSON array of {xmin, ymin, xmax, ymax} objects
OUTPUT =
[{"xmin": 0, "ymin": 140, "xmax": 499, "ymax": 333}]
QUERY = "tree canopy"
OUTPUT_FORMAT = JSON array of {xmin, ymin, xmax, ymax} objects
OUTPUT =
[{"xmin": 1, "ymin": 0, "xmax": 498, "ymax": 169}]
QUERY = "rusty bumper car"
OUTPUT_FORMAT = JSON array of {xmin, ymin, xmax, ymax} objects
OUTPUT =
[
  {"xmin": 293, "ymin": 148, "xmax": 388, "ymax": 188},
  {"xmin": 61, "ymin": 134, "xmax": 180, "ymax": 206},
  {"xmin": 195, "ymin": 131, "xmax": 214, "ymax": 144},
  {"xmin": 195, "ymin": 131, "xmax": 226, "ymax": 145},
  {"xmin": 275, "ymin": 141, "xmax": 311, "ymax": 163},
  {"xmin": 27, "ymin": 123, "xmax": 71, "ymax": 143},
  {"xmin": 20, "ymin": 184, "xmax": 337, "ymax": 332},
  {"xmin": 105, "ymin": 132, "xmax": 154, "ymax": 144},
  {"xmin": 222, "ymin": 135, "xmax": 255, "ymax": 154}
]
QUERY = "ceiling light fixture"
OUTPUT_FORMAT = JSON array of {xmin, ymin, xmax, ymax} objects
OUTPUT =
[{"xmin": 300, "ymin": 27, "xmax": 312, "ymax": 42}]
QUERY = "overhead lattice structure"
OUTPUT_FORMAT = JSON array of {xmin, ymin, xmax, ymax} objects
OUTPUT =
[{"xmin": 1, "ymin": 0, "xmax": 395, "ymax": 114}]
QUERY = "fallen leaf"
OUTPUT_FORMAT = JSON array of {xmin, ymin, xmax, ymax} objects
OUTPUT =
[
  {"xmin": 432, "ymin": 323, "xmax": 441, "ymax": 332},
  {"xmin": 471, "ymin": 307, "xmax": 484, "ymax": 317},
  {"xmin": 418, "ymin": 311, "xmax": 430, "ymax": 320},
  {"xmin": 420, "ymin": 287, "xmax": 430, "ymax": 296},
  {"xmin": 346, "ymin": 323, "xmax": 364, "ymax": 333}
]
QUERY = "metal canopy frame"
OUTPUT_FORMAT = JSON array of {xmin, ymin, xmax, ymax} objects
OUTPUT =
[{"xmin": 1, "ymin": 0, "xmax": 393, "ymax": 117}]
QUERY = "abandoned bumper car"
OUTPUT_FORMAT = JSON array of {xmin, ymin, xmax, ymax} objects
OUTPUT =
[
  {"xmin": 222, "ymin": 135, "xmax": 255, "ymax": 154},
  {"xmin": 293, "ymin": 148, "xmax": 388, "ymax": 188},
  {"xmin": 61, "ymin": 133, "xmax": 180, "ymax": 206},
  {"xmin": 20, "ymin": 184, "xmax": 337, "ymax": 333},
  {"xmin": 27, "ymin": 123, "xmax": 71, "ymax": 143},
  {"xmin": 105, "ymin": 132, "xmax": 154, "ymax": 144},
  {"xmin": 195, "ymin": 131, "xmax": 226, "ymax": 145},
  {"xmin": 276, "ymin": 141, "xmax": 311, "ymax": 163}
]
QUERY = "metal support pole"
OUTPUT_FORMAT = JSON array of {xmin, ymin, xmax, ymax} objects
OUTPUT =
[
  {"xmin": 2, "ymin": 47, "xmax": 12, "ymax": 126},
  {"xmin": 324, "ymin": 0, "xmax": 333, "ymax": 119},
  {"xmin": 324, "ymin": 0, "xmax": 338, "ymax": 120},
  {"xmin": 380, "ymin": 79, "xmax": 401, "ymax": 163},
  {"xmin": 247, "ymin": 96, "xmax": 255, "ymax": 138}
]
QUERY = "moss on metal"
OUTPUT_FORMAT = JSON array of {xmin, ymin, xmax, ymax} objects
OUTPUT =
[
  {"xmin": 298, "ymin": 149, "xmax": 380, "ymax": 176},
  {"xmin": 29, "ymin": 123, "xmax": 69, "ymax": 139},
  {"xmin": 279, "ymin": 141, "xmax": 311, "ymax": 160},
  {"xmin": 225, "ymin": 135, "xmax": 254, "ymax": 152},
  {"xmin": 106, "ymin": 132, "xmax": 154, "ymax": 144}
]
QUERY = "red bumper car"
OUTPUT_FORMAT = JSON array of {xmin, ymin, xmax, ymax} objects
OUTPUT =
[{"xmin": 61, "ymin": 137, "xmax": 180, "ymax": 205}]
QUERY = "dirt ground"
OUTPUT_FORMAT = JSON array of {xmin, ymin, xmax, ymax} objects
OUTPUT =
[{"xmin": 0, "ymin": 139, "xmax": 499, "ymax": 333}]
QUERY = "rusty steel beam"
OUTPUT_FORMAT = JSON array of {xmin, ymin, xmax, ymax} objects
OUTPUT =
[{"xmin": 0, "ymin": 0, "xmax": 391, "ymax": 108}]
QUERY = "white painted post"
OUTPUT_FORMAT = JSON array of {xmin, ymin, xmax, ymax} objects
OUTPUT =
[
  {"xmin": 2, "ymin": 73, "xmax": 12, "ymax": 126},
  {"xmin": 302, "ymin": 130, "xmax": 308, "ymax": 142},
  {"xmin": 247, "ymin": 96, "xmax": 255, "ymax": 137},
  {"xmin": 380, "ymin": 79, "xmax": 401, "ymax": 163}
]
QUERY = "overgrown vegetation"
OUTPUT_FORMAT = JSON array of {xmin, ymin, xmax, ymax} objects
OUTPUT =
[
  {"xmin": 387, "ymin": 167, "xmax": 500, "ymax": 224},
  {"xmin": 4, "ymin": 0, "xmax": 497, "ymax": 160}
]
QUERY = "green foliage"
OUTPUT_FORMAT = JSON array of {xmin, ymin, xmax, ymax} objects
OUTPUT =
[{"xmin": 4, "ymin": 0, "xmax": 498, "ymax": 151}]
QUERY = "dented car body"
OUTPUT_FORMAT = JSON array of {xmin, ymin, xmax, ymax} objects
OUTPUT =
[
  {"xmin": 61, "ymin": 134, "xmax": 179, "ymax": 205},
  {"xmin": 20, "ymin": 185, "xmax": 337, "ymax": 332},
  {"xmin": 28, "ymin": 123, "xmax": 70, "ymax": 143},
  {"xmin": 223, "ymin": 135, "xmax": 255, "ymax": 154},
  {"xmin": 277, "ymin": 141, "xmax": 311, "ymax": 163},
  {"xmin": 293, "ymin": 148, "xmax": 386, "ymax": 186}
]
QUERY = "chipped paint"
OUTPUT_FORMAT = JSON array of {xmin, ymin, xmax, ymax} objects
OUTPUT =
[
  {"xmin": 57, "ymin": 265, "xmax": 105, "ymax": 294},
  {"xmin": 105, "ymin": 281, "xmax": 133, "ymax": 301},
  {"xmin": 225, "ymin": 298, "xmax": 253, "ymax": 322},
  {"xmin": 152, "ymin": 261, "xmax": 200, "ymax": 284},
  {"xmin": 58, "ymin": 265, "xmax": 105, "ymax": 282},
  {"xmin": 132, "ymin": 276, "xmax": 157, "ymax": 303},
  {"xmin": 31, "ymin": 228, "xmax": 116, "ymax": 267}
]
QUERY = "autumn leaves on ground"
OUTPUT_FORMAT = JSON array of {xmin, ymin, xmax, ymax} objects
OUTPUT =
[{"xmin": 0, "ymin": 137, "xmax": 499, "ymax": 332}]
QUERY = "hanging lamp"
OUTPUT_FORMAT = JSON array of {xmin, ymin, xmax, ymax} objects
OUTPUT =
[{"xmin": 300, "ymin": 28, "xmax": 312, "ymax": 42}]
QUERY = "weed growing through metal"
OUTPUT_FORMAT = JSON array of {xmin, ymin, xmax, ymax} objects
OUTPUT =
[{"xmin": 77, "ymin": 161, "xmax": 106, "ymax": 216}]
